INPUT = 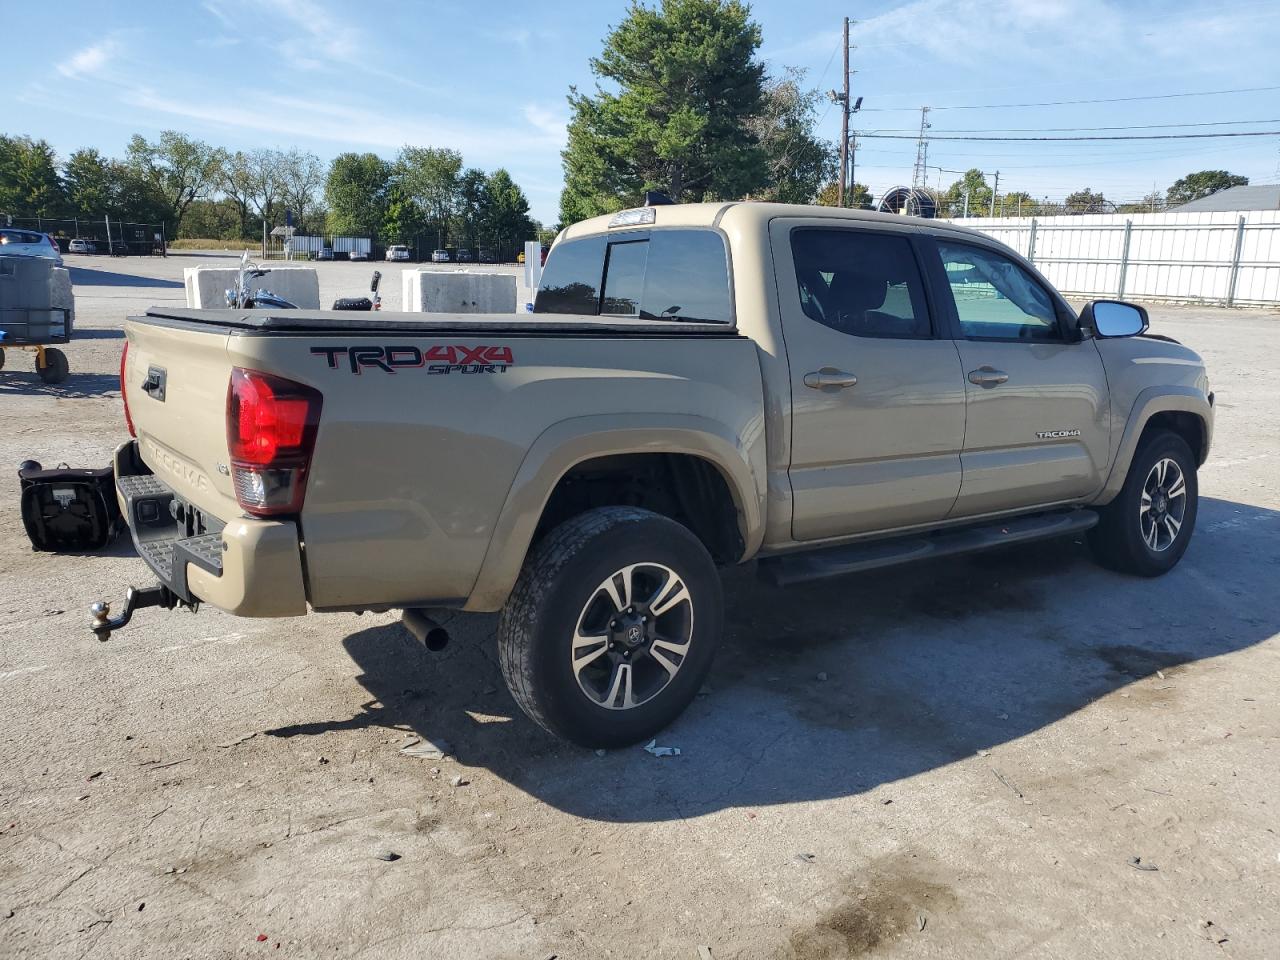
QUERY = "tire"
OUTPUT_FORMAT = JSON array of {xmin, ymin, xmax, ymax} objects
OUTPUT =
[
  {"xmin": 498, "ymin": 506, "xmax": 723, "ymax": 748},
  {"xmin": 0, "ymin": 348, "xmax": 5, "ymax": 371},
  {"xmin": 1089, "ymin": 429, "xmax": 1198, "ymax": 576},
  {"xmin": 36, "ymin": 348, "xmax": 69, "ymax": 384}
]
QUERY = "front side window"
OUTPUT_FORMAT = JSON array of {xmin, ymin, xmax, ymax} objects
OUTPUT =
[
  {"xmin": 936, "ymin": 241, "xmax": 1059, "ymax": 340},
  {"xmin": 789, "ymin": 229, "xmax": 931, "ymax": 338}
]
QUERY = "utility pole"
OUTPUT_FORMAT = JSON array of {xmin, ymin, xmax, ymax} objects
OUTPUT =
[
  {"xmin": 839, "ymin": 17, "xmax": 849, "ymax": 206},
  {"xmin": 990, "ymin": 170, "xmax": 1000, "ymax": 217},
  {"xmin": 911, "ymin": 107, "xmax": 931, "ymax": 191}
]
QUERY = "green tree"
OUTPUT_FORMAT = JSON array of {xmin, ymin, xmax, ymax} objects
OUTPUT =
[
  {"xmin": 178, "ymin": 198, "xmax": 243, "ymax": 240},
  {"xmin": 996, "ymin": 191, "xmax": 1036, "ymax": 217},
  {"xmin": 1118, "ymin": 190, "xmax": 1166, "ymax": 214},
  {"xmin": 0, "ymin": 135, "xmax": 65, "ymax": 216},
  {"xmin": 455, "ymin": 167, "xmax": 489, "ymax": 245},
  {"xmin": 63, "ymin": 148, "xmax": 119, "ymax": 218},
  {"xmin": 381, "ymin": 182, "xmax": 428, "ymax": 247},
  {"xmin": 1166, "ymin": 170, "xmax": 1248, "ymax": 206},
  {"xmin": 560, "ymin": 0, "xmax": 768, "ymax": 223},
  {"xmin": 815, "ymin": 180, "xmax": 872, "ymax": 209},
  {"xmin": 397, "ymin": 146, "xmax": 463, "ymax": 248},
  {"xmin": 325, "ymin": 152, "xmax": 392, "ymax": 237},
  {"xmin": 279, "ymin": 148, "xmax": 325, "ymax": 234},
  {"xmin": 940, "ymin": 169, "xmax": 992, "ymax": 217},
  {"xmin": 1064, "ymin": 187, "xmax": 1109, "ymax": 214},
  {"xmin": 480, "ymin": 168, "xmax": 537, "ymax": 255},
  {"xmin": 125, "ymin": 131, "xmax": 225, "ymax": 233},
  {"xmin": 220, "ymin": 151, "xmax": 255, "ymax": 239},
  {"xmin": 747, "ymin": 67, "xmax": 836, "ymax": 204}
]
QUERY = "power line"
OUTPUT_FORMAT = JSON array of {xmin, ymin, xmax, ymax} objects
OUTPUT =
[
  {"xmin": 856, "ymin": 84, "xmax": 1280, "ymax": 113},
  {"xmin": 859, "ymin": 130, "xmax": 1280, "ymax": 142},
  {"xmin": 869, "ymin": 118, "xmax": 1280, "ymax": 134}
]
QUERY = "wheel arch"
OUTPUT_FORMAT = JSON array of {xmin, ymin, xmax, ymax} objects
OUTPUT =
[
  {"xmin": 464, "ymin": 414, "xmax": 767, "ymax": 612},
  {"xmin": 1095, "ymin": 386, "xmax": 1212, "ymax": 505}
]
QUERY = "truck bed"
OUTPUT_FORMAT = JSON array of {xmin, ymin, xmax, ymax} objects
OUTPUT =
[{"xmin": 139, "ymin": 307, "xmax": 742, "ymax": 338}]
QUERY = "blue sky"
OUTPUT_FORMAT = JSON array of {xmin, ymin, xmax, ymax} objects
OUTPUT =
[{"xmin": 7, "ymin": 0, "xmax": 1280, "ymax": 224}]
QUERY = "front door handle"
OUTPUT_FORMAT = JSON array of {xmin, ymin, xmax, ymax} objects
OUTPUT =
[
  {"xmin": 803, "ymin": 368, "xmax": 858, "ymax": 390},
  {"xmin": 967, "ymin": 366, "xmax": 1009, "ymax": 387}
]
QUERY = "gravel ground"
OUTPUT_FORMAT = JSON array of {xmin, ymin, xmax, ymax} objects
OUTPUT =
[{"xmin": 1, "ymin": 253, "xmax": 1278, "ymax": 960}]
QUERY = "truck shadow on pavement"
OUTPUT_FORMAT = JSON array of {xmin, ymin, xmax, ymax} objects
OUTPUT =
[{"xmin": 273, "ymin": 495, "xmax": 1279, "ymax": 822}]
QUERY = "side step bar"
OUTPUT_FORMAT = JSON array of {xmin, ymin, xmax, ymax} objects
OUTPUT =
[{"xmin": 757, "ymin": 509, "xmax": 1099, "ymax": 588}]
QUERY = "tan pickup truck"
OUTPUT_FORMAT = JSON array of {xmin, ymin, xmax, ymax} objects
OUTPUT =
[{"xmin": 93, "ymin": 202, "xmax": 1213, "ymax": 747}]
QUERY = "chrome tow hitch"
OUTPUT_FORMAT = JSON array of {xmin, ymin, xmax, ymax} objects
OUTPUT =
[{"xmin": 89, "ymin": 585, "xmax": 193, "ymax": 642}]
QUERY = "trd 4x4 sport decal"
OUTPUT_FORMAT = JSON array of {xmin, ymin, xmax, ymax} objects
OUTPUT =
[{"xmin": 311, "ymin": 345, "xmax": 515, "ymax": 375}]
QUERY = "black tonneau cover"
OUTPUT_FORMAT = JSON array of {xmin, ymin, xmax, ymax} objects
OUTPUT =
[{"xmin": 138, "ymin": 307, "xmax": 740, "ymax": 338}]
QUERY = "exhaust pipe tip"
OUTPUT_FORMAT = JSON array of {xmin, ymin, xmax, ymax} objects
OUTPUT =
[{"xmin": 402, "ymin": 608, "xmax": 450, "ymax": 652}]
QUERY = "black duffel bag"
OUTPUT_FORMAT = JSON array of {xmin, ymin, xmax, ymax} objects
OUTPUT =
[{"xmin": 19, "ymin": 460, "xmax": 123, "ymax": 552}]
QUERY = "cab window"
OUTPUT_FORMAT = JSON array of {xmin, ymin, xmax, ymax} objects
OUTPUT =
[
  {"xmin": 789, "ymin": 228, "xmax": 931, "ymax": 338},
  {"xmin": 936, "ymin": 241, "xmax": 1059, "ymax": 341},
  {"xmin": 535, "ymin": 230, "xmax": 732, "ymax": 323}
]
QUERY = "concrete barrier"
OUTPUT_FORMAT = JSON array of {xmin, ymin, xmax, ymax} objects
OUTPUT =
[
  {"xmin": 401, "ymin": 270, "xmax": 517, "ymax": 314},
  {"xmin": 183, "ymin": 266, "xmax": 321, "ymax": 309}
]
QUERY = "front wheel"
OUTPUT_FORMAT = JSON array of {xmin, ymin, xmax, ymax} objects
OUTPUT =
[
  {"xmin": 1089, "ymin": 430, "xmax": 1198, "ymax": 576},
  {"xmin": 498, "ymin": 507, "xmax": 722, "ymax": 748}
]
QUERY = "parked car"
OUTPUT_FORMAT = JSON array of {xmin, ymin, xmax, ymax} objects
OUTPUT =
[
  {"xmin": 385, "ymin": 245, "xmax": 411, "ymax": 262},
  {"xmin": 0, "ymin": 229, "xmax": 63, "ymax": 265},
  {"xmin": 315, "ymin": 247, "xmax": 335, "ymax": 262},
  {"xmin": 478, "ymin": 248, "xmax": 497, "ymax": 263},
  {"xmin": 96, "ymin": 202, "xmax": 1214, "ymax": 748},
  {"xmin": 455, "ymin": 248, "xmax": 474, "ymax": 263},
  {"xmin": 348, "ymin": 249, "xmax": 369, "ymax": 262},
  {"xmin": 431, "ymin": 249, "xmax": 450, "ymax": 263},
  {"xmin": 68, "ymin": 238, "xmax": 96, "ymax": 254}
]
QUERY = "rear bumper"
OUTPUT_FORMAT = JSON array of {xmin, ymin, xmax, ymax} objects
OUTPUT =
[{"xmin": 114, "ymin": 440, "xmax": 308, "ymax": 617}]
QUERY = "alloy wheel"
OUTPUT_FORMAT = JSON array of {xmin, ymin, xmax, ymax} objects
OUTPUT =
[
  {"xmin": 1140, "ymin": 457, "xmax": 1187, "ymax": 552},
  {"xmin": 570, "ymin": 562, "xmax": 694, "ymax": 710}
]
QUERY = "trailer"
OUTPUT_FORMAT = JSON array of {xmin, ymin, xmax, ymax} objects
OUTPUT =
[{"xmin": 0, "ymin": 255, "xmax": 73, "ymax": 384}]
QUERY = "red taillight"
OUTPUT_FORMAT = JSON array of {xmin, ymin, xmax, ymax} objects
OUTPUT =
[
  {"xmin": 226, "ymin": 368, "xmax": 322, "ymax": 516},
  {"xmin": 120, "ymin": 342, "xmax": 136, "ymax": 437}
]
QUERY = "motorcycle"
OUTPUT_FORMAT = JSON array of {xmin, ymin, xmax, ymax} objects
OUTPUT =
[{"xmin": 224, "ymin": 252, "xmax": 382, "ymax": 311}]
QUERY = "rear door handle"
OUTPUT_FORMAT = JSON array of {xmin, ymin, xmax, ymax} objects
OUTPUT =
[
  {"xmin": 967, "ymin": 366, "xmax": 1009, "ymax": 387},
  {"xmin": 803, "ymin": 368, "xmax": 858, "ymax": 390}
]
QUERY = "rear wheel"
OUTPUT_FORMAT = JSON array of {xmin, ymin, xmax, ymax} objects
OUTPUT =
[
  {"xmin": 36, "ymin": 348, "xmax": 69, "ymax": 384},
  {"xmin": 0, "ymin": 348, "xmax": 6, "ymax": 370},
  {"xmin": 498, "ymin": 507, "xmax": 722, "ymax": 748},
  {"xmin": 1089, "ymin": 430, "xmax": 1198, "ymax": 576}
]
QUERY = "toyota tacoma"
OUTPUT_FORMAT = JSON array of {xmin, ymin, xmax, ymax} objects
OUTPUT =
[{"xmin": 92, "ymin": 202, "xmax": 1213, "ymax": 747}]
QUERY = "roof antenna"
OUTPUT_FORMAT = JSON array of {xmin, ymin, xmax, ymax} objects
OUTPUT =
[{"xmin": 644, "ymin": 191, "xmax": 675, "ymax": 206}]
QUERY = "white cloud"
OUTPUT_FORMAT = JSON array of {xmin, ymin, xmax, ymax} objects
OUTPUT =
[
  {"xmin": 523, "ymin": 104, "xmax": 569, "ymax": 145},
  {"xmin": 57, "ymin": 38, "xmax": 122, "ymax": 79},
  {"xmin": 118, "ymin": 86, "xmax": 567, "ymax": 162}
]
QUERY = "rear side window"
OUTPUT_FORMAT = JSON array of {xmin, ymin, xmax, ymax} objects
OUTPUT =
[
  {"xmin": 535, "ymin": 230, "xmax": 732, "ymax": 323},
  {"xmin": 790, "ymin": 228, "xmax": 931, "ymax": 338}
]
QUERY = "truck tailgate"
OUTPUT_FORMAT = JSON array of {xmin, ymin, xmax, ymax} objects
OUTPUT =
[{"xmin": 124, "ymin": 319, "xmax": 240, "ymax": 519}]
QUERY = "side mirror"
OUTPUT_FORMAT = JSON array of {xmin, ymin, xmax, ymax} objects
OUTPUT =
[
  {"xmin": 1081, "ymin": 300, "xmax": 1148, "ymax": 338},
  {"xmin": 371, "ymin": 270, "xmax": 381, "ymax": 293}
]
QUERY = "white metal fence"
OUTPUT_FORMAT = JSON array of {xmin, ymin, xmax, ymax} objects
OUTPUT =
[{"xmin": 943, "ymin": 209, "xmax": 1280, "ymax": 307}]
